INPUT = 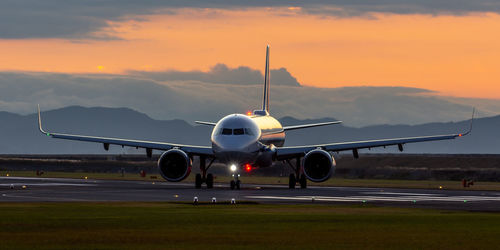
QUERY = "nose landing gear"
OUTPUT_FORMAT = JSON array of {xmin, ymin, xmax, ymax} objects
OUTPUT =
[{"xmin": 230, "ymin": 174, "xmax": 241, "ymax": 190}]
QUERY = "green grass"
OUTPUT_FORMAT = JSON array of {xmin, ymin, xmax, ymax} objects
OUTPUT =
[
  {"xmin": 3, "ymin": 170, "xmax": 500, "ymax": 191},
  {"xmin": 0, "ymin": 203, "xmax": 499, "ymax": 249}
]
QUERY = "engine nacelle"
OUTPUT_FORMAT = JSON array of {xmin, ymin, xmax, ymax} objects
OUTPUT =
[
  {"xmin": 157, "ymin": 149, "xmax": 192, "ymax": 182},
  {"xmin": 302, "ymin": 149, "xmax": 336, "ymax": 182}
]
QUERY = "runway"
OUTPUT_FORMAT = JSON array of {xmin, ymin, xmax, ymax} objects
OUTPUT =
[{"xmin": 1, "ymin": 176, "xmax": 500, "ymax": 211}]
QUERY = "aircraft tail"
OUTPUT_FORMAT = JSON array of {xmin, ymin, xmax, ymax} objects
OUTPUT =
[{"xmin": 262, "ymin": 45, "xmax": 270, "ymax": 112}]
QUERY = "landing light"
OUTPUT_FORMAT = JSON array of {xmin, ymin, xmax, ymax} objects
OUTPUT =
[{"xmin": 230, "ymin": 164, "xmax": 237, "ymax": 172}]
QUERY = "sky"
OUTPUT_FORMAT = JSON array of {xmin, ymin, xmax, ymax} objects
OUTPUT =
[
  {"xmin": 0, "ymin": 1, "xmax": 499, "ymax": 125},
  {"xmin": 1, "ymin": 1, "xmax": 499, "ymax": 98}
]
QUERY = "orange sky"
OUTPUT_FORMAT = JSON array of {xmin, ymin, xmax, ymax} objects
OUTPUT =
[{"xmin": 1, "ymin": 8, "xmax": 499, "ymax": 98}]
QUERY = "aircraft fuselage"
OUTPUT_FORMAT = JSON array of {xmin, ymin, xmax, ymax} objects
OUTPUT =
[{"xmin": 211, "ymin": 113, "xmax": 285, "ymax": 169}]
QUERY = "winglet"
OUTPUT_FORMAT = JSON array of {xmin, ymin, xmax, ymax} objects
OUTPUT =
[
  {"xmin": 37, "ymin": 104, "xmax": 49, "ymax": 135},
  {"xmin": 459, "ymin": 107, "xmax": 475, "ymax": 137}
]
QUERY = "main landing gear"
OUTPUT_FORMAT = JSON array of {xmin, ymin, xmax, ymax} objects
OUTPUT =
[
  {"xmin": 286, "ymin": 157, "xmax": 307, "ymax": 189},
  {"xmin": 288, "ymin": 173, "xmax": 307, "ymax": 189},
  {"xmin": 195, "ymin": 173, "xmax": 214, "ymax": 189},
  {"xmin": 195, "ymin": 156, "xmax": 215, "ymax": 189}
]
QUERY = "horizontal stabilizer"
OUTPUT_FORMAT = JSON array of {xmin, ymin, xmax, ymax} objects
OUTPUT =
[
  {"xmin": 282, "ymin": 120, "xmax": 342, "ymax": 131},
  {"xmin": 195, "ymin": 121, "xmax": 217, "ymax": 126}
]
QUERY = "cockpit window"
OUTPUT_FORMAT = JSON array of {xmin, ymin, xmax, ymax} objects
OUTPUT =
[
  {"xmin": 233, "ymin": 128, "xmax": 244, "ymax": 135},
  {"xmin": 221, "ymin": 128, "xmax": 232, "ymax": 135},
  {"xmin": 219, "ymin": 127, "xmax": 256, "ymax": 135}
]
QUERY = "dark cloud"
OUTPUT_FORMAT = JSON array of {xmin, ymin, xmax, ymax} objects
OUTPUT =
[
  {"xmin": 0, "ymin": 70, "xmax": 494, "ymax": 127},
  {"xmin": 0, "ymin": 1, "xmax": 143, "ymax": 39},
  {"xmin": 129, "ymin": 64, "xmax": 300, "ymax": 86},
  {"xmin": 296, "ymin": 1, "xmax": 500, "ymax": 17},
  {"xmin": 1, "ymin": 1, "xmax": 500, "ymax": 39}
]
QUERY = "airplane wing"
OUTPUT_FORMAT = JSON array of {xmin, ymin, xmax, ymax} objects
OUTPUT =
[
  {"xmin": 282, "ymin": 120, "xmax": 342, "ymax": 131},
  {"xmin": 276, "ymin": 110, "xmax": 474, "ymax": 160},
  {"xmin": 37, "ymin": 106, "xmax": 213, "ymax": 157}
]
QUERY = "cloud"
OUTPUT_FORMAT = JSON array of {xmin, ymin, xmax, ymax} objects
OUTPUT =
[
  {"xmin": 0, "ymin": 69, "xmax": 496, "ymax": 127},
  {"xmin": 129, "ymin": 64, "xmax": 300, "ymax": 86},
  {"xmin": 295, "ymin": 1, "xmax": 500, "ymax": 17},
  {"xmin": 1, "ymin": 1, "xmax": 500, "ymax": 39}
]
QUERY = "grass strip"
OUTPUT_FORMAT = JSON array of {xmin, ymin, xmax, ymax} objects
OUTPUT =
[{"xmin": 0, "ymin": 202, "xmax": 499, "ymax": 249}]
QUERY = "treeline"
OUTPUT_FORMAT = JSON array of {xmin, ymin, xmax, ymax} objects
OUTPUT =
[{"xmin": 1, "ymin": 154, "xmax": 499, "ymax": 181}]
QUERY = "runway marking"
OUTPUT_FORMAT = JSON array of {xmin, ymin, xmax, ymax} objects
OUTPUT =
[
  {"xmin": 0, "ymin": 183, "xmax": 96, "ymax": 187},
  {"xmin": 246, "ymin": 195, "xmax": 500, "ymax": 202},
  {"xmin": 0, "ymin": 176, "xmax": 90, "ymax": 182},
  {"xmin": 1, "ymin": 193, "xmax": 92, "ymax": 202},
  {"xmin": 361, "ymin": 192, "xmax": 444, "ymax": 196},
  {"xmin": 308, "ymin": 186, "xmax": 380, "ymax": 191}
]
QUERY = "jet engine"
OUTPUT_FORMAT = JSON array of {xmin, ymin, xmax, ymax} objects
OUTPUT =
[
  {"xmin": 157, "ymin": 149, "xmax": 192, "ymax": 182},
  {"xmin": 302, "ymin": 149, "xmax": 336, "ymax": 182}
]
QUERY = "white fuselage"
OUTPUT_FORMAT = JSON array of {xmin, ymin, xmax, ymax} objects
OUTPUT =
[{"xmin": 211, "ymin": 114, "xmax": 285, "ymax": 169}]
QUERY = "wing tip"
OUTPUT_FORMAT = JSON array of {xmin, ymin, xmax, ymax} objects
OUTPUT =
[{"xmin": 37, "ymin": 104, "xmax": 49, "ymax": 135}]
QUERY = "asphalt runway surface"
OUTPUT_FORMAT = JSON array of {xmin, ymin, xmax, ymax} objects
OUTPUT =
[{"xmin": 1, "ymin": 176, "xmax": 500, "ymax": 211}]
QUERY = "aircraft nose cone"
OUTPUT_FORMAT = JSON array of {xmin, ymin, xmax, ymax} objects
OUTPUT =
[
  {"xmin": 216, "ymin": 151, "xmax": 254, "ymax": 164},
  {"xmin": 213, "ymin": 136, "xmax": 256, "ymax": 151},
  {"xmin": 212, "ymin": 137, "xmax": 260, "ymax": 164}
]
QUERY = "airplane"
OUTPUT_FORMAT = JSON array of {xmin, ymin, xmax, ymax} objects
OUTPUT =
[{"xmin": 37, "ymin": 45, "xmax": 474, "ymax": 190}]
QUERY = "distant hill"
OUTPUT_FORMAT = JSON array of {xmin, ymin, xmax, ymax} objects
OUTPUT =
[{"xmin": 0, "ymin": 106, "xmax": 498, "ymax": 154}]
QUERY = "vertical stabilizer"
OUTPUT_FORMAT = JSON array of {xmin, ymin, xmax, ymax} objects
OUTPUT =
[{"xmin": 262, "ymin": 45, "xmax": 270, "ymax": 112}]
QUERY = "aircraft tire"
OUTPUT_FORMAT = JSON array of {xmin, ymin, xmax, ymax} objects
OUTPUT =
[
  {"xmin": 206, "ymin": 174, "xmax": 214, "ymax": 189},
  {"xmin": 236, "ymin": 180, "xmax": 241, "ymax": 190},
  {"xmin": 289, "ymin": 174, "xmax": 296, "ymax": 189},
  {"xmin": 300, "ymin": 174, "xmax": 307, "ymax": 189},
  {"xmin": 195, "ymin": 174, "xmax": 202, "ymax": 189},
  {"xmin": 230, "ymin": 180, "xmax": 236, "ymax": 190}
]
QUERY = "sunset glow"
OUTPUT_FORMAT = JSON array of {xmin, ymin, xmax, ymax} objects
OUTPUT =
[{"xmin": 1, "ymin": 8, "xmax": 499, "ymax": 98}]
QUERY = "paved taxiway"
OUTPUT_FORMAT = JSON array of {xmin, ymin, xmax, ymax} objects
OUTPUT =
[{"xmin": 1, "ymin": 176, "xmax": 500, "ymax": 211}]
